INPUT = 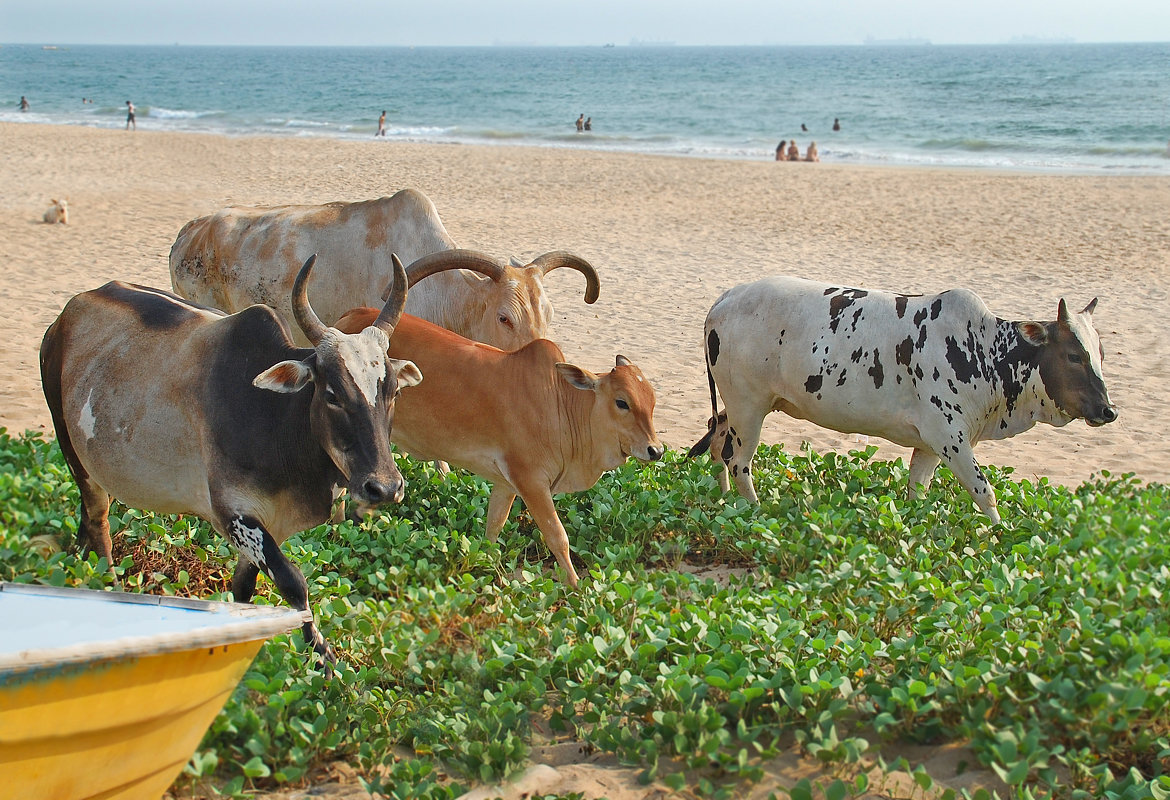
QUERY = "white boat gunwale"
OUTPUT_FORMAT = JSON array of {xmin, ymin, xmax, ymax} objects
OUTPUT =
[{"xmin": 0, "ymin": 581, "xmax": 309, "ymax": 674}]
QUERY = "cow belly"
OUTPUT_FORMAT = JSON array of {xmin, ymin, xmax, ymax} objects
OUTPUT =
[{"xmin": 772, "ymin": 392, "xmax": 928, "ymax": 451}]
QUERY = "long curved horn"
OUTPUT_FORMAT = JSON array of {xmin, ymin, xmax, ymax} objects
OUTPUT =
[
  {"xmin": 292, "ymin": 254, "xmax": 328, "ymax": 345},
  {"xmin": 373, "ymin": 254, "xmax": 409, "ymax": 335},
  {"xmin": 529, "ymin": 251, "xmax": 600, "ymax": 305},
  {"xmin": 403, "ymin": 249, "xmax": 505, "ymax": 288}
]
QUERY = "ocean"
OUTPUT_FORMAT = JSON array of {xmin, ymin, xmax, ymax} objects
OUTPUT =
[{"xmin": 3, "ymin": 42, "xmax": 1169, "ymax": 173}]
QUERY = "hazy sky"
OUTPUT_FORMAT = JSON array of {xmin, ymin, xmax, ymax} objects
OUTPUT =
[{"xmin": 3, "ymin": 0, "xmax": 1168, "ymax": 47}]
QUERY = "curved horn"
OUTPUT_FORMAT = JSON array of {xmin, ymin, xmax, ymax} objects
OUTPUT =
[
  {"xmin": 404, "ymin": 249, "xmax": 505, "ymax": 288},
  {"xmin": 292, "ymin": 254, "xmax": 328, "ymax": 345},
  {"xmin": 529, "ymin": 251, "xmax": 600, "ymax": 305},
  {"xmin": 374, "ymin": 254, "xmax": 409, "ymax": 334}
]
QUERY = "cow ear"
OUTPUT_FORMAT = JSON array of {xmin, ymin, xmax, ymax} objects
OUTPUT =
[
  {"xmin": 390, "ymin": 358, "xmax": 423, "ymax": 390},
  {"xmin": 556, "ymin": 362, "xmax": 600, "ymax": 391},
  {"xmin": 253, "ymin": 359, "xmax": 314, "ymax": 393},
  {"xmin": 1017, "ymin": 321, "xmax": 1049, "ymax": 346},
  {"xmin": 615, "ymin": 354, "xmax": 632, "ymax": 368},
  {"xmin": 1081, "ymin": 297, "xmax": 1098, "ymax": 317}
]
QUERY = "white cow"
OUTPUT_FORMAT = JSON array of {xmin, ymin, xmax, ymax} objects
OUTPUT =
[
  {"xmin": 169, "ymin": 188, "xmax": 599, "ymax": 348},
  {"xmin": 688, "ymin": 277, "xmax": 1118, "ymax": 523}
]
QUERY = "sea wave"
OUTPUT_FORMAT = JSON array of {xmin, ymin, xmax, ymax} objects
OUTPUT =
[{"xmin": 147, "ymin": 107, "xmax": 223, "ymax": 119}]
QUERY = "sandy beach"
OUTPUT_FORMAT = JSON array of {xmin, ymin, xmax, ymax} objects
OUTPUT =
[
  {"xmin": 3, "ymin": 122, "xmax": 1168, "ymax": 486},
  {"xmin": 3, "ymin": 121, "xmax": 1169, "ymax": 797}
]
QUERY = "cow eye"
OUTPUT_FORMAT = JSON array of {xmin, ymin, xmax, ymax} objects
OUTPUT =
[
  {"xmin": 1068, "ymin": 353, "xmax": 1083, "ymax": 364},
  {"xmin": 616, "ymin": 398, "xmax": 630, "ymax": 410},
  {"xmin": 324, "ymin": 387, "xmax": 342, "ymax": 407},
  {"xmin": 498, "ymin": 314, "xmax": 514, "ymax": 328}
]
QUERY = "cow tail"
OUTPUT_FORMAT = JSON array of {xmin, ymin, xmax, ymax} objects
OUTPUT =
[{"xmin": 685, "ymin": 356, "xmax": 721, "ymax": 460}]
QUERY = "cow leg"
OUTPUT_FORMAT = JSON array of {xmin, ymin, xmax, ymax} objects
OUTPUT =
[
  {"xmin": 232, "ymin": 558, "xmax": 260, "ymax": 603},
  {"xmin": 222, "ymin": 514, "xmax": 336, "ymax": 672},
  {"xmin": 935, "ymin": 446, "xmax": 1002, "ymax": 525},
  {"xmin": 720, "ymin": 403, "xmax": 768, "ymax": 503},
  {"xmin": 485, "ymin": 485, "xmax": 518, "ymax": 543},
  {"xmin": 512, "ymin": 483, "xmax": 580, "ymax": 588},
  {"xmin": 77, "ymin": 476, "xmax": 113, "ymax": 564},
  {"xmin": 907, "ymin": 448, "xmax": 941, "ymax": 499}
]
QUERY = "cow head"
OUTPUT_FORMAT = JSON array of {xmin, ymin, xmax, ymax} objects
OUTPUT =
[
  {"xmin": 398, "ymin": 249, "xmax": 600, "ymax": 351},
  {"xmin": 556, "ymin": 355, "xmax": 664, "ymax": 466},
  {"xmin": 1017, "ymin": 298, "xmax": 1117, "ymax": 427},
  {"xmin": 255, "ymin": 254, "xmax": 422, "ymax": 513}
]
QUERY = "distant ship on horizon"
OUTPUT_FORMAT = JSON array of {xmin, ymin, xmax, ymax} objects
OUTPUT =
[{"xmin": 863, "ymin": 35, "xmax": 931, "ymax": 46}]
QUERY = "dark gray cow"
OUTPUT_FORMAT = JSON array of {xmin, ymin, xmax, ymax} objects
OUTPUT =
[
  {"xmin": 689, "ymin": 277, "xmax": 1117, "ymax": 522},
  {"xmin": 40, "ymin": 255, "xmax": 422, "ymax": 670}
]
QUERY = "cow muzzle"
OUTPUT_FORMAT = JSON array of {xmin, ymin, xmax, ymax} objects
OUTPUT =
[
  {"xmin": 1086, "ymin": 405, "xmax": 1118, "ymax": 427},
  {"xmin": 354, "ymin": 475, "xmax": 405, "ymax": 508}
]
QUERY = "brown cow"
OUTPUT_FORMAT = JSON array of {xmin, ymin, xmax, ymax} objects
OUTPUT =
[{"xmin": 336, "ymin": 280, "xmax": 662, "ymax": 587}]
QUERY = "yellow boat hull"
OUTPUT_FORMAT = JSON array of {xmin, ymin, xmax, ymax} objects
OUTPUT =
[
  {"xmin": 1, "ymin": 642, "xmax": 261, "ymax": 800},
  {"xmin": 0, "ymin": 583, "xmax": 309, "ymax": 800}
]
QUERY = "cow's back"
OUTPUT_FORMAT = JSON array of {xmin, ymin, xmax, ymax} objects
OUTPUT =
[{"xmin": 170, "ymin": 190, "xmax": 456, "ymax": 337}]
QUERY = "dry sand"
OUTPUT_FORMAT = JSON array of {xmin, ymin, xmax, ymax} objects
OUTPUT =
[
  {"xmin": 4, "ymin": 122, "xmax": 1169, "ymax": 798},
  {"xmin": 3, "ymin": 122, "xmax": 1168, "ymax": 487}
]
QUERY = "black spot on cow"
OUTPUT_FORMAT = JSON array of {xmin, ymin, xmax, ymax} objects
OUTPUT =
[
  {"xmin": 823, "ymin": 287, "xmax": 839, "ymax": 296},
  {"xmin": 707, "ymin": 329, "xmax": 721, "ymax": 366},
  {"xmin": 914, "ymin": 365, "xmax": 924, "ymax": 380},
  {"xmin": 851, "ymin": 307, "xmax": 863, "ymax": 332},
  {"xmin": 930, "ymin": 395, "xmax": 943, "ymax": 410},
  {"xmin": 868, "ymin": 350, "xmax": 884, "ymax": 389},
  {"xmin": 914, "ymin": 308, "xmax": 928, "ymax": 327},
  {"xmin": 930, "ymin": 298, "xmax": 943, "ymax": 320},
  {"xmin": 932, "ymin": 367, "xmax": 940, "ymax": 381},
  {"xmin": 837, "ymin": 371, "xmax": 848, "ymax": 386},
  {"xmin": 851, "ymin": 347, "xmax": 864, "ymax": 363},
  {"xmin": 805, "ymin": 374, "xmax": 823, "ymax": 393},
  {"xmin": 895, "ymin": 336, "xmax": 913, "ymax": 368},
  {"xmin": 916, "ymin": 326, "xmax": 928, "ymax": 350},
  {"xmin": 945, "ymin": 336, "xmax": 979, "ymax": 384},
  {"xmin": 720, "ymin": 431, "xmax": 734, "ymax": 463},
  {"xmin": 828, "ymin": 289, "xmax": 868, "ymax": 333}
]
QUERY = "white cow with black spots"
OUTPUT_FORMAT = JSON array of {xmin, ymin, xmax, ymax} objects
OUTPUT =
[{"xmin": 688, "ymin": 277, "xmax": 1117, "ymax": 523}]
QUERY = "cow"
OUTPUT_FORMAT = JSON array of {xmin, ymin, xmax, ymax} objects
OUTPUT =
[
  {"xmin": 39, "ymin": 254, "xmax": 433, "ymax": 671},
  {"xmin": 687, "ymin": 277, "xmax": 1117, "ymax": 524},
  {"xmin": 43, "ymin": 198, "xmax": 68, "ymax": 224},
  {"xmin": 168, "ymin": 187, "xmax": 600, "ymax": 349},
  {"xmin": 334, "ymin": 266, "xmax": 663, "ymax": 588}
]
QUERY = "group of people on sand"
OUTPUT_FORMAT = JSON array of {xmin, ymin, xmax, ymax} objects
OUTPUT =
[
  {"xmin": 774, "ymin": 118, "xmax": 838, "ymax": 162},
  {"xmin": 775, "ymin": 140, "xmax": 818, "ymax": 162}
]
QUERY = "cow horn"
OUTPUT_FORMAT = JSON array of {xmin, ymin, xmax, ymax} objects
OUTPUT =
[
  {"xmin": 292, "ymin": 254, "xmax": 328, "ymax": 345},
  {"xmin": 390, "ymin": 249, "xmax": 506, "ymax": 297},
  {"xmin": 374, "ymin": 254, "xmax": 409, "ymax": 334},
  {"xmin": 529, "ymin": 251, "xmax": 600, "ymax": 305}
]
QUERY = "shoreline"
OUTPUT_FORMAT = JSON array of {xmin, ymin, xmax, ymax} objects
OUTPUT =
[
  {"xmin": 2, "ymin": 121, "xmax": 1168, "ymax": 487},
  {"xmin": 3, "ymin": 117, "xmax": 1168, "ymax": 177}
]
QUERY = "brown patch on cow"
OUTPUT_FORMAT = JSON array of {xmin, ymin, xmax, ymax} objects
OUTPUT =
[
  {"xmin": 364, "ymin": 204, "xmax": 390, "ymax": 250},
  {"xmin": 256, "ymin": 229, "xmax": 281, "ymax": 263}
]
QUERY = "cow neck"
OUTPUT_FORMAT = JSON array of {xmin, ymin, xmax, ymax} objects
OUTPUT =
[
  {"xmin": 982, "ymin": 318, "xmax": 1065, "ymax": 438},
  {"xmin": 549, "ymin": 378, "xmax": 604, "ymax": 493}
]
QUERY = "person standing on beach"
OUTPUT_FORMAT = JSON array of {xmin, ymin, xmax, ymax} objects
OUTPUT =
[
  {"xmin": 19, "ymin": 96, "xmax": 29, "ymax": 111},
  {"xmin": 376, "ymin": 110, "xmax": 386, "ymax": 137},
  {"xmin": 125, "ymin": 101, "xmax": 136, "ymax": 130},
  {"xmin": 576, "ymin": 114, "xmax": 584, "ymax": 132}
]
